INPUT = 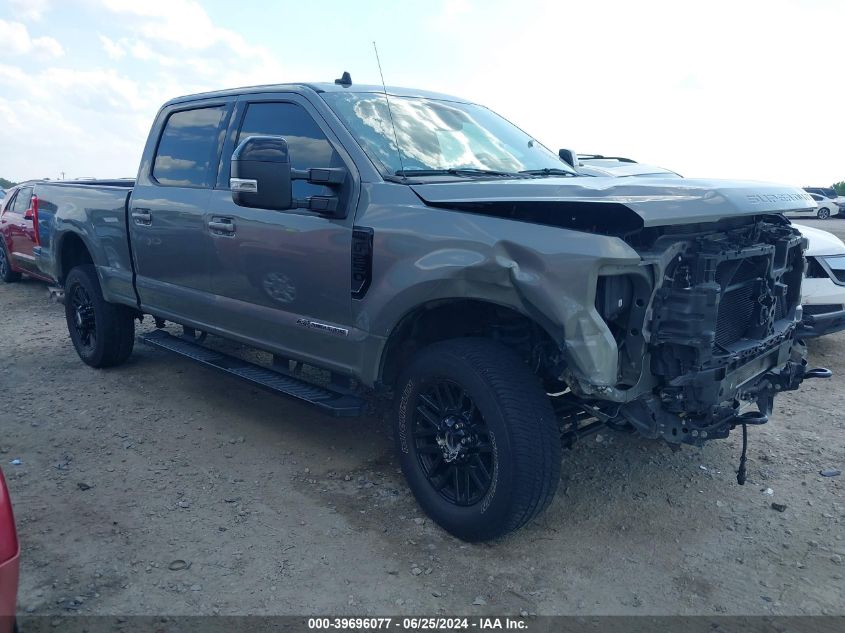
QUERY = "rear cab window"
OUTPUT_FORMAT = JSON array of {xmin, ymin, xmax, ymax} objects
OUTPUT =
[{"xmin": 153, "ymin": 106, "xmax": 228, "ymax": 187}]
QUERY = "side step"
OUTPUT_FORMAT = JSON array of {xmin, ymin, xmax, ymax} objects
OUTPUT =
[{"xmin": 139, "ymin": 329, "xmax": 365, "ymax": 417}]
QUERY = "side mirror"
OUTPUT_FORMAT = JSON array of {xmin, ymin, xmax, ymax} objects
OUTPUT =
[
  {"xmin": 558, "ymin": 149, "xmax": 577, "ymax": 168},
  {"xmin": 231, "ymin": 135, "xmax": 293, "ymax": 211}
]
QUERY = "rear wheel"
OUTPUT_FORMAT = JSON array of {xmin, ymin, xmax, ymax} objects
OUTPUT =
[
  {"xmin": 64, "ymin": 264, "xmax": 135, "ymax": 368},
  {"xmin": 0, "ymin": 240, "xmax": 21, "ymax": 283},
  {"xmin": 817, "ymin": 206, "xmax": 831, "ymax": 219},
  {"xmin": 394, "ymin": 338, "xmax": 561, "ymax": 541}
]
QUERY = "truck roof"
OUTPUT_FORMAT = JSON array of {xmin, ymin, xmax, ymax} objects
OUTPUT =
[{"xmin": 164, "ymin": 81, "xmax": 471, "ymax": 108}]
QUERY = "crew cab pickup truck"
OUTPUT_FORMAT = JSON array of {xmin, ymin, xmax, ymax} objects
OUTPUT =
[{"xmin": 30, "ymin": 78, "xmax": 828, "ymax": 541}]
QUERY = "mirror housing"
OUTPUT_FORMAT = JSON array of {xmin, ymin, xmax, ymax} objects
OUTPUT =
[
  {"xmin": 231, "ymin": 135, "xmax": 293, "ymax": 211},
  {"xmin": 558, "ymin": 149, "xmax": 577, "ymax": 168}
]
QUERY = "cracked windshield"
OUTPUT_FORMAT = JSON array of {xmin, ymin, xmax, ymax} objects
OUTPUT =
[{"xmin": 323, "ymin": 93, "xmax": 573, "ymax": 176}]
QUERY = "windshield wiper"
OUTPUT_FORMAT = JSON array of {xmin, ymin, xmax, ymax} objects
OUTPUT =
[
  {"xmin": 518, "ymin": 168, "xmax": 580, "ymax": 177},
  {"xmin": 394, "ymin": 168, "xmax": 524, "ymax": 178}
]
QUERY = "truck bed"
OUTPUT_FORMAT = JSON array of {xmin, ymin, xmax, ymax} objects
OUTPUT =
[{"xmin": 34, "ymin": 180, "xmax": 136, "ymax": 306}]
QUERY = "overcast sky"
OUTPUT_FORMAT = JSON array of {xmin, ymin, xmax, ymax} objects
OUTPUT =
[{"xmin": 0, "ymin": 0, "xmax": 842, "ymax": 186}]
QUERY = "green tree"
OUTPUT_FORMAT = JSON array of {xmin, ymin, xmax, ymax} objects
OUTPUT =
[
  {"xmin": 834, "ymin": 181, "xmax": 845, "ymax": 196},
  {"xmin": 0, "ymin": 177, "xmax": 17, "ymax": 190}
]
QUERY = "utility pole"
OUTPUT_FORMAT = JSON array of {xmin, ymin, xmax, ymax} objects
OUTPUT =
[{"xmin": 60, "ymin": 171, "xmax": 65, "ymax": 180}]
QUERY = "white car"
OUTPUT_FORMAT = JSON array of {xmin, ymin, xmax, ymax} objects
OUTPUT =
[
  {"xmin": 806, "ymin": 193, "xmax": 840, "ymax": 220},
  {"xmin": 794, "ymin": 223, "xmax": 845, "ymax": 337}
]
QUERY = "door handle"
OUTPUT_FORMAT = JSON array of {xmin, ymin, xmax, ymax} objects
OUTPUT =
[
  {"xmin": 208, "ymin": 219, "xmax": 235, "ymax": 235},
  {"xmin": 132, "ymin": 209, "xmax": 152, "ymax": 226}
]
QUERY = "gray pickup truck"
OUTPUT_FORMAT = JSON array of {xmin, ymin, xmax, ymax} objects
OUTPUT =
[{"xmin": 31, "ymin": 78, "xmax": 828, "ymax": 541}]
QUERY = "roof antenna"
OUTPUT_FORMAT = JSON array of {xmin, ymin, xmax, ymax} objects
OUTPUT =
[
  {"xmin": 334, "ymin": 71, "xmax": 352, "ymax": 87},
  {"xmin": 372, "ymin": 41, "xmax": 406, "ymax": 178}
]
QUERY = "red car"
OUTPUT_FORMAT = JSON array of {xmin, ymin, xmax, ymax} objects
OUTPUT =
[
  {"xmin": 0, "ymin": 182, "xmax": 51, "ymax": 284},
  {"xmin": 0, "ymin": 468, "xmax": 18, "ymax": 633}
]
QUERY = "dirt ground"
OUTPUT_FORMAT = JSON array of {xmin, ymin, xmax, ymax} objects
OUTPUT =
[{"xmin": 1, "ymin": 262, "xmax": 843, "ymax": 617}]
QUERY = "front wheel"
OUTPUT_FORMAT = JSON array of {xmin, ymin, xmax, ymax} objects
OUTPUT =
[
  {"xmin": 64, "ymin": 264, "xmax": 135, "ymax": 368},
  {"xmin": 817, "ymin": 206, "xmax": 831, "ymax": 219},
  {"xmin": 394, "ymin": 338, "xmax": 561, "ymax": 541}
]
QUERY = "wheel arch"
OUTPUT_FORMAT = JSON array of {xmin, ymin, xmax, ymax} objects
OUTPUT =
[
  {"xmin": 376, "ymin": 297, "xmax": 562, "ymax": 390},
  {"xmin": 56, "ymin": 230, "xmax": 95, "ymax": 284}
]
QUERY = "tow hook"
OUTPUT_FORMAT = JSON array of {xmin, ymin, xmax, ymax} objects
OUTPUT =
[
  {"xmin": 734, "ymin": 410, "xmax": 769, "ymax": 486},
  {"xmin": 805, "ymin": 367, "xmax": 832, "ymax": 379},
  {"xmin": 733, "ymin": 367, "xmax": 831, "ymax": 486}
]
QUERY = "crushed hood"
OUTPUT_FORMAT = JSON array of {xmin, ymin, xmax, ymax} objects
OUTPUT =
[{"xmin": 411, "ymin": 177, "xmax": 815, "ymax": 228}]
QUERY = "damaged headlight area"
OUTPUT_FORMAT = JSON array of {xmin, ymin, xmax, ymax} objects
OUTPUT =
[
  {"xmin": 561, "ymin": 218, "xmax": 831, "ymax": 461},
  {"xmin": 594, "ymin": 271, "xmax": 651, "ymax": 386}
]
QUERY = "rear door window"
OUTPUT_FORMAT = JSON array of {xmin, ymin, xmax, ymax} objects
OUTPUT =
[{"xmin": 153, "ymin": 106, "xmax": 228, "ymax": 187}]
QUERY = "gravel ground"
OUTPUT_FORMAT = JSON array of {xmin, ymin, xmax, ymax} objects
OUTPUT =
[{"xmin": 0, "ymin": 275, "xmax": 843, "ymax": 617}]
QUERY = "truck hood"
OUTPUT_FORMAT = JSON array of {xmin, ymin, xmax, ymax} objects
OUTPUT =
[{"xmin": 410, "ymin": 177, "xmax": 815, "ymax": 229}]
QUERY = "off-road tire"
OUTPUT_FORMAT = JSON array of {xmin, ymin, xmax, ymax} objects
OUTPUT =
[
  {"xmin": 0, "ymin": 240, "xmax": 21, "ymax": 282},
  {"xmin": 64, "ymin": 264, "xmax": 135, "ymax": 368},
  {"xmin": 394, "ymin": 337, "xmax": 561, "ymax": 541}
]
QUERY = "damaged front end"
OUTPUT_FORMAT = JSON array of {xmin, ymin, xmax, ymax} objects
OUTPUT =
[
  {"xmin": 407, "ymin": 178, "xmax": 830, "ymax": 469},
  {"xmin": 565, "ymin": 215, "xmax": 830, "ymax": 455}
]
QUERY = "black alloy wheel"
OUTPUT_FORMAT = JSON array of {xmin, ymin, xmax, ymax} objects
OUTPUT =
[
  {"xmin": 394, "ymin": 338, "xmax": 561, "ymax": 541},
  {"xmin": 413, "ymin": 378, "xmax": 494, "ymax": 506},
  {"xmin": 69, "ymin": 283, "xmax": 97, "ymax": 355},
  {"xmin": 63, "ymin": 264, "xmax": 135, "ymax": 368}
]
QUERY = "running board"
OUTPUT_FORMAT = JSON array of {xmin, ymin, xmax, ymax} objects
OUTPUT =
[{"xmin": 139, "ymin": 329, "xmax": 365, "ymax": 417}]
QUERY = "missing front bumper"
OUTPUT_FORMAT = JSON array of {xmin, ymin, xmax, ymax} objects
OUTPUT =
[
  {"xmin": 799, "ymin": 307, "xmax": 845, "ymax": 338},
  {"xmin": 617, "ymin": 339, "xmax": 829, "ymax": 446}
]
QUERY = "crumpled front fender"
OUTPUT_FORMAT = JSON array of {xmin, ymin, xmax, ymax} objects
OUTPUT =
[{"xmin": 357, "ymin": 188, "xmax": 643, "ymax": 387}]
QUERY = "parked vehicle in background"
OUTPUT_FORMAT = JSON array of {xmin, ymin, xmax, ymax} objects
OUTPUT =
[
  {"xmin": 0, "ymin": 181, "xmax": 55, "ymax": 283},
  {"xmin": 806, "ymin": 193, "xmax": 840, "ymax": 219},
  {"xmin": 30, "ymin": 79, "xmax": 828, "ymax": 540},
  {"xmin": 803, "ymin": 188, "xmax": 844, "ymax": 217},
  {"xmin": 794, "ymin": 223, "xmax": 845, "ymax": 337},
  {"xmin": 0, "ymin": 468, "xmax": 19, "ymax": 633},
  {"xmin": 558, "ymin": 151, "xmax": 681, "ymax": 178},
  {"xmin": 804, "ymin": 186, "xmax": 838, "ymax": 199}
]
